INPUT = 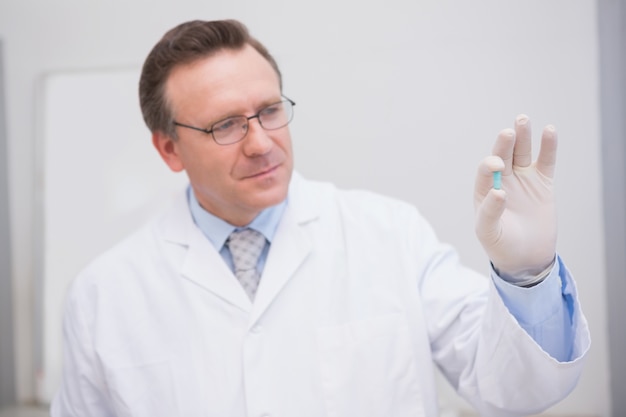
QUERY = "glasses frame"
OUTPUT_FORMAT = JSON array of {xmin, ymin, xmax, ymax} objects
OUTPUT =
[{"xmin": 173, "ymin": 96, "xmax": 296, "ymax": 145}]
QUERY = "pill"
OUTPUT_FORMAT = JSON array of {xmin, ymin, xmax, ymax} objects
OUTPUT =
[{"xmin": 493, "ymin": 171, "xmax": 502, "ymax": 190}]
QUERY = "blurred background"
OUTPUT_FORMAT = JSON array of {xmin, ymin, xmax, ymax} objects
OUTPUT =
[{"xmin": 0, "ymin": 0, "xmax": 624, "ymax": 416}]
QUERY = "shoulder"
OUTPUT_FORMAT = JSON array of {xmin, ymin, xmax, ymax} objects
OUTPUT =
[
  {"xmin": 291, "ymin": 172, "xmax": 426, "ymax": 231},
  {"xmin": 67, "ymin": 191, "xmax": 187, "ymax": 295},
  {"xmin": 70, "ymin": 222, "xmax": 155, "ymax": 289}
]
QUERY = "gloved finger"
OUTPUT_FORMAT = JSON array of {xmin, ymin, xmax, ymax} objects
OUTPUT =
[
  {"xmin": 491, "ymin": 128, "xmax": 515, "ymax": 175},
  {"xmin": 536, "ymin": 124, "xmax": 558, "ymax": 178},
  {"xmin": 475, "ymin": 188, "xmax": 507, "ymax": 245},
  {"xmin": 475, "ymin": 155, "xmax": 505, "ymax": 199},
  {"xmin": 513, "ymin": 114, "xmax": 532, "ymax": 168}
]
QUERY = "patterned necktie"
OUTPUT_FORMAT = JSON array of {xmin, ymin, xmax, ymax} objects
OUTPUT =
[{"xmin": 227, "ymin": 228, "xmax": 266, "ymax": 300}]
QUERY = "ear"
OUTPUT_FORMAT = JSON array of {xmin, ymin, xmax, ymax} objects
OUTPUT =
[{"xmin": 152, "ymin": 131, "xmax": 185, "ymax": 172}]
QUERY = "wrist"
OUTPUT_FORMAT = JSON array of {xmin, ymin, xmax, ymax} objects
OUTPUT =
[{"xmin": 493, "ymin": 255, "xmax": 556, "ymax": 287}]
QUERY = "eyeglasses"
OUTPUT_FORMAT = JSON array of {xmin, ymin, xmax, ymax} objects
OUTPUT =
[{"xmin": 173, "ymin": 97, "xmax": 296, "ymax": 145}]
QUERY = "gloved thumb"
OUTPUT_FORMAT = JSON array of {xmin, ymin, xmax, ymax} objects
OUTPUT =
[
  {"xmin": 475, "ymin": 188, "xmax": 507, "ymax": 247},
  {"xmin": 474, "ymin": 156, "xmax": 505, "ymax": 203}
]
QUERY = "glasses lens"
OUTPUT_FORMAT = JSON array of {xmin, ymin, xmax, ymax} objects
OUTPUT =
[
  {"xmin": 259, "ymin": 99, "xmax": 294, "ymax": 130},
  {"xmin": 212, "ymin": 116, "xmax": 247, "ymax": 145}
]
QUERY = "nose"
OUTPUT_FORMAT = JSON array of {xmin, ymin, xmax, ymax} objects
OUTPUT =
[{"xmin": 242, "ymin": 117, "xmax": 272, "ymax": 156}]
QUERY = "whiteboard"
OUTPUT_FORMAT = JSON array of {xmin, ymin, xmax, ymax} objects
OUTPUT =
[{"xmin": 37, "ymin": 68, "xmax": 188, "ymax": 402}]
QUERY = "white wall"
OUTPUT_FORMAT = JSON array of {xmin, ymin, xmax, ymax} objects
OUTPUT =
[{"xmin": 0, "ymin": 0, "xmax": 610, "ymax": 416}]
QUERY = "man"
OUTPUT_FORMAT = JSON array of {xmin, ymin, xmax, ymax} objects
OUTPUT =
[{"xmin": 51, "ymin": 19, "xmax": 589, "ymax": 417}]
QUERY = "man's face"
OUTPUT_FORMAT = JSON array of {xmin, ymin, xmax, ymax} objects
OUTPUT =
[{"xmin": 154, "ymin": 45, "xmax": 294, "ymax": 226}]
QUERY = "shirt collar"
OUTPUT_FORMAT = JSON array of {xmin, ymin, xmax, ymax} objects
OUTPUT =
[{"xmin": 187, "ymin": 186, "xmax": 287, "ymax": 251}]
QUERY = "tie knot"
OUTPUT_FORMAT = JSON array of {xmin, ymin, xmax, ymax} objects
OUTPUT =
[{"xmin": 227, "ymin": 228, "xmax": 266, "ymax": 272}]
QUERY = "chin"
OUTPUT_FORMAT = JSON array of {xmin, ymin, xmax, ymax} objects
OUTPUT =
[
  {"xmin": 260, "ymin": 185, "xmax": 289, "ymax": 208},
  {"xmin": 252, "ymin": 180, "xmax": 290, "ymax": 209},
  {"xmin": 240, "ymin": 165, "xmax": 292, "ymax": 209}
]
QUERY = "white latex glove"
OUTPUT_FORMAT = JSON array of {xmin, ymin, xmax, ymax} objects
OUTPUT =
[{"xmin": 474, "ymin": 114, "xmax": 557, "ymax": 284}]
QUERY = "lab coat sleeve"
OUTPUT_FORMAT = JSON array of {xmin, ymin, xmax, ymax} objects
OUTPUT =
[
  {"xmin": 50, "ymin": 279, "xmax": 115, "ymax": 417},
  {"xmin": 412, "ymin": 209, "xmax": 590, "ymax": 417}
]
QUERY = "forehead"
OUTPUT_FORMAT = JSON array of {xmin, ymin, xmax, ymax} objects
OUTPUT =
[{"xmin": 165, "ymin": 45, "xmax": 282, "ymax": 118}]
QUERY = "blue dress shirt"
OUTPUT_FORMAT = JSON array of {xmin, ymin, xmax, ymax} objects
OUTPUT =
[{"xmin": 188, "ymin": 187, "xmax": 286, "ymax": 275}]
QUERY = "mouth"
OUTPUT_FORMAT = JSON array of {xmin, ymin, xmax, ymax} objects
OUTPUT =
[{"xmin": 243, "ymin": 164, "xmax": 280, "ymax": 180}]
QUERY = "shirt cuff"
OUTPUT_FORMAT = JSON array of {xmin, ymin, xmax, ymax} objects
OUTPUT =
[{"xmin": 491, "ymin": 257, "xmax": 562, "ymax": 326}]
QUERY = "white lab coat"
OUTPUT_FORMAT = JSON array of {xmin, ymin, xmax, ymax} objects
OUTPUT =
[{"xmin": 51, "ymin": 172, "xmax": 589, "ymax": 417}]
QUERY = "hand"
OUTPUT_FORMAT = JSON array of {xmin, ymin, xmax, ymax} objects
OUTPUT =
[{"xmin": 474, "ymin": 114, "xmax": 557, "ymax": 282}]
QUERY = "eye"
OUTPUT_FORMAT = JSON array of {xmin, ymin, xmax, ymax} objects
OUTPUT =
[
  {"xmin": 212, "ymin": 117, "xmax": 239, "ymax": 133},
  {"xmin": 260, "ymin": 102, "xmax": 283, "ymax": 117}
]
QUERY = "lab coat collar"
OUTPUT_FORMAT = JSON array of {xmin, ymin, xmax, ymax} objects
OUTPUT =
[
  {"xmin": 154, "ymin": 171, "xmax": 319, "ymax": 321},
  {"xmin": 157, "ymin": 193, "xmax": 252, "ymax": 311}
]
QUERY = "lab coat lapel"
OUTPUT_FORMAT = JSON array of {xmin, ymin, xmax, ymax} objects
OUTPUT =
[
  {"xmin": 249, "ymin": 173, "xmax": 318, "ymax": 326},
  {"xmin": 157, "ymin": 190, "xmax": 251, "ymax": 313},
  {"xmin": 181, "ymin": 228, "xmax": 251, "ymax": 312}
]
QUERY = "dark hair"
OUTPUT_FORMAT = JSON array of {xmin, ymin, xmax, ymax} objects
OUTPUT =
[{"xmin": 139, "ymin": 19, "xmax": 282, "ymax": 137}]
